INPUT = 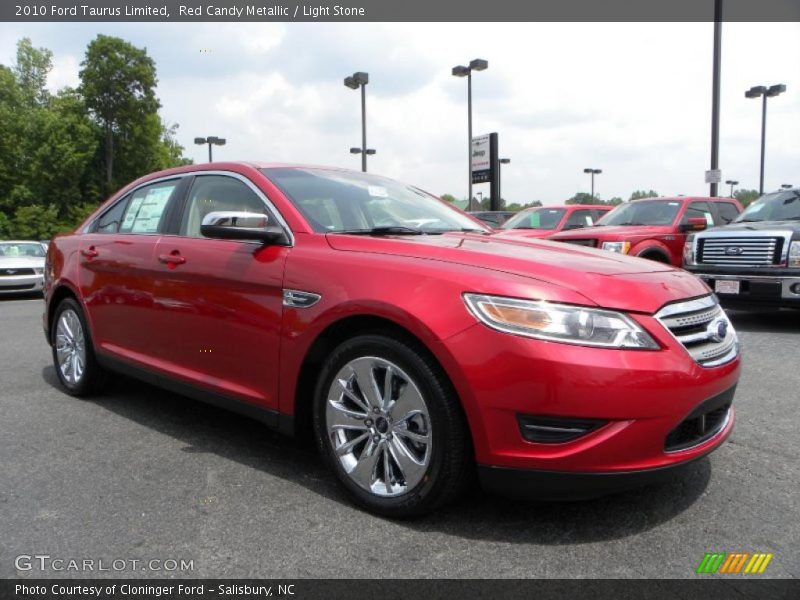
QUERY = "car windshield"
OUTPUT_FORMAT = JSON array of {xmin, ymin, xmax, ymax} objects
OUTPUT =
[
  {"xmin": 735, "ymin": 190, "xmax": 800, "ymax": 222},
  {"xmin": 0, "ymin": 242, "xmax": 45, "ymax": 258},
  {"xmin": 502, "ymin": 208, "xmax": 566, "ymax": 230},
  {"xmin": 597, "ymin": 200, "xmax": 682, "ymax": 226},
  {"xmin": 262, "ymin": 168, "xmax": 489, "ymax": 234}
]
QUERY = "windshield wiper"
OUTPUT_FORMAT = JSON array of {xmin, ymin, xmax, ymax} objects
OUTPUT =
[
  {"xmin": 456, "ymin": 227, "xmax": 492, "ymax": 234},
  {"xmin": 615, "ymin": 222, "xmax": 645, "ymax": 226},
  {"xmin": 334, "ymin": 226, "xmax": 427, "ymax": 236}
]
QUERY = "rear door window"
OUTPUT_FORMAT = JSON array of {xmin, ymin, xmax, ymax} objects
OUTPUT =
[
  {"xmin": 95, "ymin": 198, "xmax": 130, "ymax": 233},
  {"xmin": 119, "ymin": 180, "xmax": 180, "ymax": 234}
]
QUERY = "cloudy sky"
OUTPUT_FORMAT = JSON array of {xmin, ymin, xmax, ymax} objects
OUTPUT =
[{"xmin": 0, "ymin": 21, "xmax": 798, "ymax": 204}]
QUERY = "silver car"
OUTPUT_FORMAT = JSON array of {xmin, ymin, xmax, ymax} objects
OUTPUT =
[{"xmin": 0, "ymin": 241, "xmax": 47, "ymax": 294}]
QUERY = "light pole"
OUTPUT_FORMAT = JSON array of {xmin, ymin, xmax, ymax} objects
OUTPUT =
[
  {"xmin": 745, "ymin": 83, "xmax": 786, "ymax": 194},
  {"xmin": 452, "ymin": 59, "xmax": 488, "ymax": 208},
  {"xmin": 725, "ymin": 179, "xmax": 738, "ymax": 198},
  {"xmin": 583, "ymin": 168, "xmax": 602, "ymax": 201},
  {"xmin": 709, "ymin": 0, "xmax": 722, "ymax": 197},
  {"xmin": 498, "ymin": 158, "xmax": 510, "ymax": 206},
  {"xmin": 344, "ymin": 72, "xmax": 374, "ymax": 172},
  {"xmin": 194, "ymin": 136, "xmax": 226, "ymax": 162}
]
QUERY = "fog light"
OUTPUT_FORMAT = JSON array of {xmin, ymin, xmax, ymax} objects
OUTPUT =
[
  {"xmin": 517, "ymin": 414, "xmax": 607, "ymax": 443},
  {"xmin": 791, "ymin": 283, "xmax": 800, "ymax": 295}
]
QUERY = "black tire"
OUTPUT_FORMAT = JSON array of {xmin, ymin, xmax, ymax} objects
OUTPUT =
[
  {"xmin": 50, "ymin": 297, "xmax": 107, "ymax": 396},
  {"xmin": 313, "ymin": 333, "xmax": 472, "ymax": 518}
]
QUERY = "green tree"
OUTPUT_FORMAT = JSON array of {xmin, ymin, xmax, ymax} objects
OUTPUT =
[
  {"xmin": 567, "ymin": 192, "xmax": 601, "ymax": 205},
  {"xmin": 734, "ymin": 189, "xmax": 760, "ymax": 207},
  {"xmin": 629, "ymin": 189, "xmax": 659, "ymax": 201},
  {"xmin": 13, "ymin": 37, "xmax": 53, "ymax": 106},
  {"xmin": 79, "ymin": 35, "xmax": 160, "ymax": 193},
  {"xmin": 607, "ymin": 197, "xmax": 624, "ymax": 206},
  {"xmin": 440, "ymin": 193, "xmax": 457, "ymax": 203}
]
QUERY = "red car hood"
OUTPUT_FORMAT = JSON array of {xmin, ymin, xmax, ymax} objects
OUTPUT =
[
  {"xmin": 326, "ymin": 232, "xmax": 706, "ymax": 314},
  {"xmin": 494, "ymin": 229, "xmax": 553, "ymax": 239},
  {"xmin": 549, "ymin": 224, "xmax": 674, "ymax": 240}
]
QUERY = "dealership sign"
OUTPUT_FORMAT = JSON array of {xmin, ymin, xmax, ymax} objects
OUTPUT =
[{"xmin": 471, "ymin": 134, "xmax": 491, "ymax": 183}]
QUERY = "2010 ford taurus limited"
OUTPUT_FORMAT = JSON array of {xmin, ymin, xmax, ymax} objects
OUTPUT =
[{"xmin": 43, "ymin": 163, "xmax": 741, "ymax": 517}]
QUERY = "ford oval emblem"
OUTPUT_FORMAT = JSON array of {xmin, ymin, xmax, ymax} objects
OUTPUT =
[
  {"xmin": 708, "ymin": 318, "xmax": 729, "ymax": 343},
  {"xmin": 725, "ymin": 246, "xmax": 744, "ymax": 256}
]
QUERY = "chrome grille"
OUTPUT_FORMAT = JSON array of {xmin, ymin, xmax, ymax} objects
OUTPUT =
[
  {"xmin": 655, "ymin": 296, "xmax": 738, "ymax": 368},
  {"xmin": 698, "ymin": 237, "xmax": 780, "ymax": 267}
]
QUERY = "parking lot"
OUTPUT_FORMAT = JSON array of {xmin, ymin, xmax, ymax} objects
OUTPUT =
[{"xmin": 1, "ymin": 295, "xmax": 798, "ymax": 579}]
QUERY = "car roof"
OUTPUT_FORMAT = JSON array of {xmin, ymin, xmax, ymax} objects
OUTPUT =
[{"xmin": 630, "ymin": 196, "xmax": 734, "ymax": 203}]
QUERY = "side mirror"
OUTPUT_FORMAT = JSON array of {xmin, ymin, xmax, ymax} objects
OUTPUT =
[
  {"xmin": 679, "ymin": 217, "xmax": 708, "ymax": 232},
  {"xmin": 200, "ymin": 211, "xmax": 289, "ymax": 244}
]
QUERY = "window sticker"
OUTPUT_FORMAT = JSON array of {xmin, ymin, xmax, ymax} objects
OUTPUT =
[{"xmin": 368, "ymin": 185, "xmax": 389, "ymax": 198}]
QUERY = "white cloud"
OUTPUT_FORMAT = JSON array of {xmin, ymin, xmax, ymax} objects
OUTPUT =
[{"xmin": 0, "ymin": 21, "xmax": 798, "ymax": 203}]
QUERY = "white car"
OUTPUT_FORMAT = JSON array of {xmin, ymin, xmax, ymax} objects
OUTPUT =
[{"xmin": 0, "ymin": 241, "xmax": 47, "ymax": 295}]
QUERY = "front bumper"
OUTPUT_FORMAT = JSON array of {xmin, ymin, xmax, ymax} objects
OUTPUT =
[
  {"xmin": 438, "ymin": 313, "xmax": 740, "ymax": 481},
  {"xmin": 0, "ymin": 274, "xmax": 43, "ymax": 294},
  {"xmin": 686, "ymin": 267, "xmax": 800, "ymax": 307},
  {"xmin": 478, "ymin": 452, "xmax": 711, "ymax": 501}
]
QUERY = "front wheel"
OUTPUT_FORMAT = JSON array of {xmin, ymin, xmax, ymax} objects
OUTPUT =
[
  {"xmin": 51, "ymin": 298, "xmax": 107, "ymax": 396},
  {"xmin": 313, "ymin": 334, "xmax": 472, "ymax": 517}
]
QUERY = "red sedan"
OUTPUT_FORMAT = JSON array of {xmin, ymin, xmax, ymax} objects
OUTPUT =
[
  {"xmin": 43, "ymin": 163, "xmax": 740, "ymax": 517},
  {"xmin": 497, "ymin": 204, "xmax": 613, "ymax": 239}
]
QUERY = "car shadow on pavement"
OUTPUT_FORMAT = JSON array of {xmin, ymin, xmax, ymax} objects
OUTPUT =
[
  {"xmin": 726, "ymin": 308, "xmax": 800, "ymax": 333},
  {"xmin": 41, "ymin": 365, "xmax": 711, "ymax": 545}
]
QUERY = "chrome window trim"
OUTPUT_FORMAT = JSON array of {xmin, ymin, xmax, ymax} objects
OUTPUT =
[
  {"xmin": 83, "ymin": 170, "xmax": 295, "ymax": 247},
  {"xmin": 82, "ymin": 174, "xmax": 185, "ymax": 235}
]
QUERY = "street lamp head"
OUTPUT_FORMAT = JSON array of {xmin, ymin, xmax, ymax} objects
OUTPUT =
[
  {"xmin": 725, "ymin": 180, "xmax": 738, "ymax": 185},
  {"xmin": 745, "ymin": 85, "xmax": 767, "ymax": 98},
  {"xmin": 344, "ymin": 76, "xmax": 359, "ymax": 90},
  {"xmin": 469, "ymin": 59, "xmax": 488, "ymax": 71},
  {"xmin": 206, "ymin": 136, "xmax": 225, "ymax": 146},
  {"xmin": 499, "ymin": 158, "xmax": 510, "ymax": 164},
  {"xmin": 353, "ymin": 72, "xmax": 369, "ymax": 86},
  {"xmin": 584, "ymin": 168, "xmax": 602, "ymax": 174},
  {"xmin": 194, "ymin": 137, "xmax": 207, "ymax": 145},
  {"xmin": 349, "ymin": 147, "xmax": 362, "ymax": 154},
  {"xmin": 781, "ymin": 184, "xmax": 793, "ymax": 189},
  {"xmin": 451, "ymin": 65, "xmax": 469, "ymax": 77},
  {"xmin": 766, "ymin": 83, "xmax": 786, "ymax": 97},
  {"xmin": 583, "ymin": 168, "xmax": 593, "ymax": 174},
  {"xmin": 365, "ymin": 149, "xmax": 376, "ymax": 155}
]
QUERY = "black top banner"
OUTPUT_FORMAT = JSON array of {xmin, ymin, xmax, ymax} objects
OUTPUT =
[{"xmin": 2, "ymin": 0, "xmax": 800, "ymax": 22}]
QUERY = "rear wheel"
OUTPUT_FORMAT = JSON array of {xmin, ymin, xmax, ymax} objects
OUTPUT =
[
  {"xmin": 313, "ymin": 333, "xmax": 471, "ymax": 517},
  {"xmin": 51, "ymin": 298, "xmax": 107, "ymax": 396}
]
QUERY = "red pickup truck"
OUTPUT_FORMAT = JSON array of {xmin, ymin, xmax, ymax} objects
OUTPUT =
[{"xmin": 548, "ymin": 196, "xmax": 743, "ymax": 266}]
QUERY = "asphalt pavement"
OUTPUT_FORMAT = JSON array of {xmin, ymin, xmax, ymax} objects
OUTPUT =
[{"xmin": 1, "ymin": 296, "xmax": 798, "ymax": 579}]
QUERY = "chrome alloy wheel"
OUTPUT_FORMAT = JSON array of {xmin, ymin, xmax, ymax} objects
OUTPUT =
[
  {"xmin": 55, "ymin": 309, "xmax": 86, "ymax": 386},
  {"xmin": 326, "ymin": 356, "xmax": 432, "ymax": 497}
]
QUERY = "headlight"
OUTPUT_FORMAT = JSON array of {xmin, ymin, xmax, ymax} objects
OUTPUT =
[
  {"xmin": 602, "ymin": 241, "xmax": 630, "ymax": 254},
  {"xmin": 683, "ymin": 236, "xmax": 696, "ymax": 266},
  {"xmin": 463, "ymin": 293, "xmax": 659, "ymax": 349},
  {"xmin": 789, "ymin": 241, "xmax": 800, "ymax": 268},
  {"xmin": 33, "ymin": 267, "xmax": 44, "ymax": 275}
]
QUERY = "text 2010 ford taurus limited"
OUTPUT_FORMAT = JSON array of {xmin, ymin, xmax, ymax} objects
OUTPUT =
[{"xmin": 43, "ymin": 163, "xmax": 740, "ymax": 517}]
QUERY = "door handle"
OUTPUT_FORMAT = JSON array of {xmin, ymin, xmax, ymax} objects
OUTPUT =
[
  {"xmin": 81, "ymin": 247, "xmax": 98, "ymax": 259},
  {"xmin": 158, "ymin": 252, "xmax": 186, "ymax": 267}
]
